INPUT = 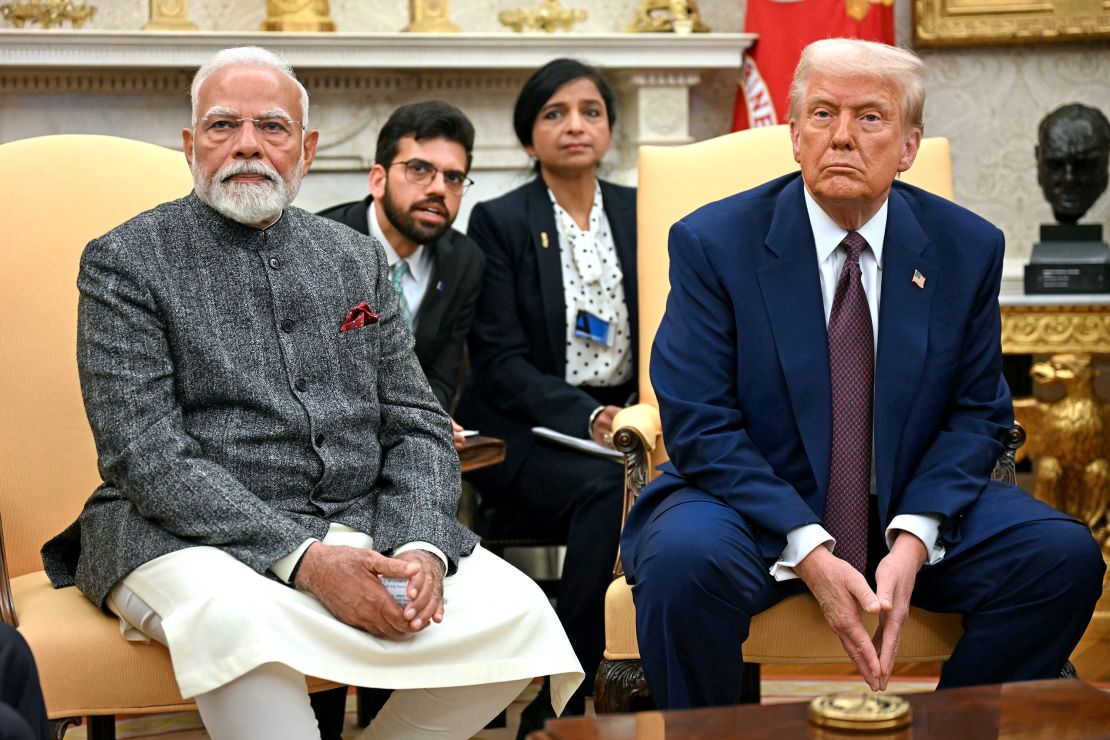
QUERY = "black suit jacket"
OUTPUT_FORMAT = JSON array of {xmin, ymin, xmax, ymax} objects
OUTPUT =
[
  {"xmin": 456, "ymin": 176, "xmax": 638, "ymax": 487},
  {"xmin": 318, "ymin": 196, "xmax": 485, "ymax": 411}
]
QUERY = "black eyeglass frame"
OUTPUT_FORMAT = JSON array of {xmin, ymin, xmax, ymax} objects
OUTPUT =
[{"xmin": 388, "ymin": 158, "xmax": 474, "ymax": 194}]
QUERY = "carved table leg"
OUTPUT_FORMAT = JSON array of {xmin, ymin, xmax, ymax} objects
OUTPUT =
[{"xmin": 594, "ymin": 658, "xmax": 653, "ymax": 714}]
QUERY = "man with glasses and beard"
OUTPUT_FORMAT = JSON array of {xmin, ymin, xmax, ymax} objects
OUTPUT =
[
  {"xmin": 319, "ymin": 102, "xmax": 484, "ymax": 447},
  {"xmin": 41, "ymin": 46, "xmax": 581, "ymax": 740}
]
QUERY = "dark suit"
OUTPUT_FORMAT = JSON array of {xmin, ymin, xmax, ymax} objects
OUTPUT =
[
  {"xmin": 318, "ymin": 196, "xmax": 485, "ymax": 411},
  {"xmin": 0, "ymin": 624, "xmax": 49, "ymax": 740},
  {"xmin": 621, "ymin": 173, "xmax": 1104, "ymax": 708},
  {"xmin": 456, "ymin": 176, "xmax": 637, "ymax": 707}
]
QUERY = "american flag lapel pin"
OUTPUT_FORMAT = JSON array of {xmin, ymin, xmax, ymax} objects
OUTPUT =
[
  {"xmin": 912, "ymin": 269, "xmax": 926, "ymax": 289},
  {"xmin": 540, "ymin": 231, "xmax": 549, "ymax": 249},
  {"xmin": 436, "ymin": 280, "xmax": 445, "ymax": 292}
]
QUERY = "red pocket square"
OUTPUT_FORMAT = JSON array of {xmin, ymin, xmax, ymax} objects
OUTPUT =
[{"xmin": 340, "ymin": 301, "xmax": 379, "ymax": 332}]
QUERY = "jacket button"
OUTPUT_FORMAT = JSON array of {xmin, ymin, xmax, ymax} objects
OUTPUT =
[
  {"xmin": 281, "ymin": 319, "xmax": 295, "ymax": 333},
  {"xmin": 295, "ymin": 378, "xmax": 308, "ymax": 392},
  {"xmin": 269, "ymin": 257, "xmax": 282, "ymax": 269},
  {"xmin": 314, "ymin": 433, "xmax": 325, "ymax": 447}
]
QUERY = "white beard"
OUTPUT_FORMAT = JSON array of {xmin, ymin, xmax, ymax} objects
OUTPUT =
[{"xmin": 192, "ymin": 155, "xmax": 304, "ymax": 227}]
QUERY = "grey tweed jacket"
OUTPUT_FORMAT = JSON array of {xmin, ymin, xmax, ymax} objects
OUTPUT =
[{"xmin": 42, "ymin": 193, "xmax": 478, "ymax": 608}]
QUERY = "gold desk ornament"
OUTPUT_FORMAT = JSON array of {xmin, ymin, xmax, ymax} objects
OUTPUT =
[
  {"xmin": 808, "ymin": 692, "xmax": 912, "ymax": 732},
  {"xmin": 404, "ymin": 0, "xmax": 460, "ymax": 33},
  {"xmin": 498, "ymin": 0, "xmax": 586, "ymax": 33},
  {"xmin": 261, "ymin": 0, "xmax": 335, "ymax": 32},
  {"xmin": 1013, "ymin": 354, "xmax": 1110, "ymax": 554},
  {"xmin": 144, "ymin": 0, "xmax": 197, "ymax": 31},
  {"xmin": 0, "ymin": 0, "xmax": 96, "ymax": 28},
  {"xmin": 625, "ymin": 0, "xmax": 709, "ymax": 33}
]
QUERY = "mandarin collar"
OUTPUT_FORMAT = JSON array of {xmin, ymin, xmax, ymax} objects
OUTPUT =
[{"xmin": 186, "ymin": 191, "xmax": 295, "ymax": 251}]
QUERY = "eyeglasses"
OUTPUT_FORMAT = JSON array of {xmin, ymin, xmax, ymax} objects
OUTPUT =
[
  {"xmin": 195, "ymin": 115, "xmax": 304, "ymax": 144},
  {"xmin": 389, "ymin": 159, "xmax": 474, "ymax": 194}
]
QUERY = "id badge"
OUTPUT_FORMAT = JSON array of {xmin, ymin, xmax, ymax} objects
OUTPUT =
[{"xmin": 575, "ymin": 309, "xmax": 613, "ymax": 347}]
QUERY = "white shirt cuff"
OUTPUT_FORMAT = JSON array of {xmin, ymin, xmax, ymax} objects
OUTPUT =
[
  {"xmin": 393, "ymin": 541, "xmax": 449, "ymax": 572},
  {"xmin": 270, "ymin": 538, "xmax": 318, "ymax": 583},
  {"xmin": 770, "ymin": 524, "xmax": 834, "ymax": 581},
  {"xmin": 886, "ymin": 513, "xmax": 945, "ymax": 565}
]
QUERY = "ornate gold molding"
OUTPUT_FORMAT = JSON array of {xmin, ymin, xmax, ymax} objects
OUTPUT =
[
  {"xmin": 916, "ymin": 0, "xmax": 1110, "ymax": 47},
  {"xmin": 1001, "ymin": 304, "xmax": 1110, "ymax": 355}
]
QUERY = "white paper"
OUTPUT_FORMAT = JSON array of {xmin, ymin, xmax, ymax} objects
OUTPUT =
[{"xmin": 531, "ymin": 426, "xmax": 623, "ymax": 462}]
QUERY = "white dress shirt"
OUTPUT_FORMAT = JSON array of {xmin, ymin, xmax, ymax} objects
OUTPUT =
[
  {"xmin": 369, "ymin": 203, "xmax": 434, "ymax": 329},
  {"xmin": 769, "ymin": 187, "xmax": 945, "ymax": 581}
]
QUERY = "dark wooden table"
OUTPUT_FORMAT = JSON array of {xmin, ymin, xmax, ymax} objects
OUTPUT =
[
  {"xmin": 458, "ymin": 435, "xmax": 506, "ymax": 473},
  {"xmin": 532, "ymin": 680, "xmax": 1110, "ymax": 739}
]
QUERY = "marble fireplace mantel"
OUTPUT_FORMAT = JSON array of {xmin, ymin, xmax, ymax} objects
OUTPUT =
[{"xmin": 0, "ymin": 30, "xmax": 755, "ymax": 215}]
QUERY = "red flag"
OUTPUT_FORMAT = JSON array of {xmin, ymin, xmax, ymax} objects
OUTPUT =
[{"xmin": 732, "ymin": 0, "xmax": 894, "ymax": 131}]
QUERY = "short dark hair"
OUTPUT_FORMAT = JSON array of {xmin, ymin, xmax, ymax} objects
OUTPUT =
[
  {"xmin": 512, "ymin": 58, "xmax": 617, "ymax": 148},
  {"xmin": 375, "ymin": 100, "xmax": 476, "ymax": 172}
]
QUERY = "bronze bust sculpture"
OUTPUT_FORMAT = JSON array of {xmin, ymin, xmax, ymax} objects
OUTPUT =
[{"xmin": 1035, "ymin": 103, "xmax": 1110, "ymax": 224}]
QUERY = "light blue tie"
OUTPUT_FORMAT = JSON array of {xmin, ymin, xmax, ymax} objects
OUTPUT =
[{"xmin": 390, "ymin": 260, "xmax": 414, "ymax": 330}]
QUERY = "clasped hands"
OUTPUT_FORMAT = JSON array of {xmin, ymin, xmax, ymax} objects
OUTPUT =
[
  {"xmin": 295, "ymin": 542, "xmax": 445, "ymax": 639},
  {"xmin": 794, "ymin": 531, "xmax": 928, "ymax": 692}
]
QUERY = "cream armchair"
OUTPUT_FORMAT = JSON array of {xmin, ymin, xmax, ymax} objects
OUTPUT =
[
  {"xmin": 0, "ymin": 135, "xmax": 339, "ymax": 739},
  {"xmin": 594, "ymin": 125, "xmax": 1023, "ymax": 712}
]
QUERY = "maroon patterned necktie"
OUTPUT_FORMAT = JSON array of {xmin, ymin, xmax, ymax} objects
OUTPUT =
[{"xmin": 824, "ymin": 231, "xmax": 874, "ymax": 573}]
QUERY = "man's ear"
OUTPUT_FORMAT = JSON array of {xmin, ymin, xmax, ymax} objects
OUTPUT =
[
  {"xmin": 897, "ymin": 129, "xmax": 922, "ymax": 173},
  {"xmin": 301, "ymin": 129, "xmax": 320, "ymax": 175},
  {"xmin": 790, "ymin": 120, "xmax": 802, "ymax": 165},
  {"xmin": 182, "ymin": 127, "xmax": 194, "ymax": 169},
  {"xmin": 369, "ymin": 164, "xmax": 388, "ymax": 199}
]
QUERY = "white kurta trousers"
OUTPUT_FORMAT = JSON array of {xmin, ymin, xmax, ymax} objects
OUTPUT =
[{"xmin": 108, "ymin": 540, "xmax": 582, "ymax": 739}]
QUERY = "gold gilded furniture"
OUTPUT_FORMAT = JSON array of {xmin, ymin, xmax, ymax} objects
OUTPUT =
[
  {"xmin": 1004, "ymin": 295, "xmax": 1110, "ymax": 679},
  {"xmin": 594, "ymin": 125, "xmax": 974, "ymax": 713},
  {"xmin": 0, "ymin": 135, "xmax": 339, "ymax": 739},
  {"xmin": 1005, "ymin": 297, "xmax": 1110, "ymax": 552}
]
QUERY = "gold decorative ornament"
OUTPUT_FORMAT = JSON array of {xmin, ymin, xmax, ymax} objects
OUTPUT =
[
  {"xmin": 916, "ymin": 0, "xmax": 1110, "ymax": 47},
  {"xmin": 260, "ymin": 0, "xmax": 335, "ymax": 32},
  {"xmin": 1013, "ymin": 354, "xmax": 1110, "ymax": 555},
  {"xmin": 143, "ymin": 0, "xmax": 196, "ymax": 31},
  {"xmin": 808, "ymin": 692, "xmax": 912, "ymax": 732},
  {"xmin": 625, "ymin": 0, "xmax": 709, "ymax": 33},
  {"xmin": 404, "ymin": 0, "xmax": 460, "ymax": 33},
  {"xmin": 0, "ymin": 0, "xmax": 95, "ymax": 28},
  {"xmin": 498, "ymin": 0, "xmax": 586, "ymax": 33}
]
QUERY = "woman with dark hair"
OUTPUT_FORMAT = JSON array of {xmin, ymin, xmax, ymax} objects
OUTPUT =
[{"xmin": 456, "ymin": 58, "xmax": 636, "ymax": 733}]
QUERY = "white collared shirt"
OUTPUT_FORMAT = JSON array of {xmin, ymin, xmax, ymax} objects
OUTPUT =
[
  {"xmin": 369, "ymin": 203, "xmax": 434, "ymax": 329},
  {"xmin": 769, "ymin": 187, "xmax": 944, "ymax": 581},
  {"xmin": 551, "ymin": 184, "xmax": 632, "ymax": 388}
]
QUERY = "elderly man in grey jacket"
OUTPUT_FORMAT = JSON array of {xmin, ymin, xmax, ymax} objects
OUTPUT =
[{"xmin": 41, "ymin": 46, "xmax": 581, "ymax": 740}]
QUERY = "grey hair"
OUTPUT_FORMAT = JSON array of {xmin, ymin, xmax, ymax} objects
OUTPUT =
[
  {"xmin": 190, "ymin": 46, "xmax": 310, "ymax": 127},
  {"xmin": 788, "ymin": 38, "xmax": 925, "ymax": 133}
]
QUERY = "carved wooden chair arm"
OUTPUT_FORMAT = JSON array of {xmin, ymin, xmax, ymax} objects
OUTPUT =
[
  {"xmin": 612, "ymin": 404, "xmax": 663, "ymax": 578},
  {"xmin": 0, "ymin": 513, "xmax": 17, "ymax": 627},
  {"xmin": 990, "ymin": 423, "xmax": 1026, "ymax": 486}
]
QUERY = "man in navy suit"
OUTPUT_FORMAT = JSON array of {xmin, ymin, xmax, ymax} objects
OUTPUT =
[{"xmin": 620, "ymin": 38, "xmax": 1105, "ymax": 709}]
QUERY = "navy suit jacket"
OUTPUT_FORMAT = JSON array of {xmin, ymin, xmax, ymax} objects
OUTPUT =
[
  {"xmin": 457, "ymin": 176, "xmax": 638, "ymax": 487},
  {"xmin": 622, "ymin": 173, "xmax": 1070, "ymax": 581},
  {"xmin": 318, "ymin": 196, "xmax": 485, "ymax": 411}
]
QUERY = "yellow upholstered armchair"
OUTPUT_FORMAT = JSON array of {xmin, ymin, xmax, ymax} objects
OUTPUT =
[
  {"xmin": 0, "ymin": 135, "xmax": 338, "ymax": 739},
  {"xmin": 593, "ymin": 125, "xmax": 1026, "ymax": 712}
]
